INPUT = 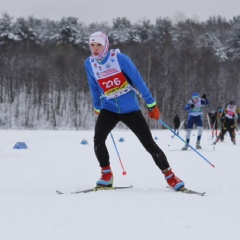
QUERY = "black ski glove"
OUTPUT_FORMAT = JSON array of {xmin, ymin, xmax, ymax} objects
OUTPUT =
[{"xmin": 201, "ymin": 94, "xmax": 207, "ymax": 99}]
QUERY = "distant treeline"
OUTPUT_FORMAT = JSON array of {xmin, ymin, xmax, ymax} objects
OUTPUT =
[{"xmin": 0, "ymin": 12, "xmax": 240, "ymax": 129}]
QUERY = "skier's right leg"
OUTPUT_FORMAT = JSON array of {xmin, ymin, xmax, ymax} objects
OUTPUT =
[{"xmin": 94, "ymin": 110, "xmax": 119, "ymax": 187}]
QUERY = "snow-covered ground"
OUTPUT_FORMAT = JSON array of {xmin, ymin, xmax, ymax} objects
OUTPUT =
[{"xmin": 0, "ymin": 128, "xmax": 239, "ymax": 240}]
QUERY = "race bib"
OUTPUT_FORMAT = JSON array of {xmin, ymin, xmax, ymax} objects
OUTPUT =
[{"xmin": 98, "ymin": 72, "xmax": 131, "ymax": 97}]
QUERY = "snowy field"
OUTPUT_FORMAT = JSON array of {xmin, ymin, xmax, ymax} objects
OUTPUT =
[{"xmin": 0, "ymin": 128, "xmax": 239, "ymax": 240}]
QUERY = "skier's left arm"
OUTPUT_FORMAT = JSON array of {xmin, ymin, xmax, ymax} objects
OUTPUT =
[
  {"xmin": 117, "ymin": 53, "xmax": 160, "ymax": 120},
  {"xmin": 117, "ymin": 53, "xmax": 155, "ymax": 106},
  {"xmin": 201, "ymin": 94, "xmax": 209, "ymax": 106}
]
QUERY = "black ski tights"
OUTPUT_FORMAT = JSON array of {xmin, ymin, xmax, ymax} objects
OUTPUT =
[{"xmin": 94, "ymin": 109, "xmax": 170, "ymax": 171}]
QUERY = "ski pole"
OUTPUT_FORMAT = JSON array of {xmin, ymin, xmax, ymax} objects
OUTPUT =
[
  {"xmin": 174, "ymin": 119, "xmax": 185, "ymax": 137},
  {"xmin": 206, "ymin": 113, "xmax": 211, "ymax": 130},
  {"xmin": 207, "ymin": 114, "xmax": 217, "ymax": 142},
  {"xmin": 168, "ymin": 119, "xmax": 185, "ymax": 147},
  {"xmin": 212, "ymin": 119, "xmax": 218, "ymax": 139},
  {"xmin": 206, "ymin": 114, "xmax": 213, "ymax": 139},
  {"xmin": 110, "ymin": 132, "xmax": 127, "ymax": 175},
  {"xmin": 159, "ymin": 119, "xmax": 215, "ymax": 168}
]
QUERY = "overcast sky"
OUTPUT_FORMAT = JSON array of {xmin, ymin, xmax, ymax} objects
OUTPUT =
[{"xmin": 1, "ymin": 0, "xmax": 240, "ymax": 24}]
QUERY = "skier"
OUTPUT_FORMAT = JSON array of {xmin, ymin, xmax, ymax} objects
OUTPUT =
[
  {"xmin": 214, "ymin": 101, "xmax": 240, "ymax": 145},
  {"xmin": 84, "ymin": 31, "xmax": 184, "ymax": 190},
  {"xmin": 173, "ymin": 114, "xmax": 180, "ymax": 133},
  {"xmin": 182, "ymin": 92, "xmax": 209, "ymax": 150}
]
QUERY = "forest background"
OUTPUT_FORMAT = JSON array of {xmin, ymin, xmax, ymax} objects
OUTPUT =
[{"xmin": 0, "ymin": 12, "xmax": 240, "ymax": 130}]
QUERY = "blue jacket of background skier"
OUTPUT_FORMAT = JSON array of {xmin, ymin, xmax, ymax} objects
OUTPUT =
[
  {"xmin": 84, "ymin": 50, "xmax": 156, "ymax": 114},
  {"xmin": 183, "ymin": 92, "xmax": 209, "ymax": 120}
]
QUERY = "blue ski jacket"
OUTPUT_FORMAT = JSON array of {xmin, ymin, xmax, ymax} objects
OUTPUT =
[
  {"xmin": 184, "ymin": 98, "xmax": 209, "ymax": 120},
  {"xmin": 84, "ymin": 50, "xmax": 156, "ymax": 114}
]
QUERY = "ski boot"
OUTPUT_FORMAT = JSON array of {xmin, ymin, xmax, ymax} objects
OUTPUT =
[
  {"xmin": 164, "ymin": 168, "xmax": 184, "ymax": 191},
  {"xmin": 196, "ymin": 140, "xmax": 202, "ymax": 149},
  {"xmin": 96, "ymin": 166, "xmax": 114, "ymax": 187},
  {"xmin": 182, "ymin": 145, "xmax": 188, "ymax": 150}
]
